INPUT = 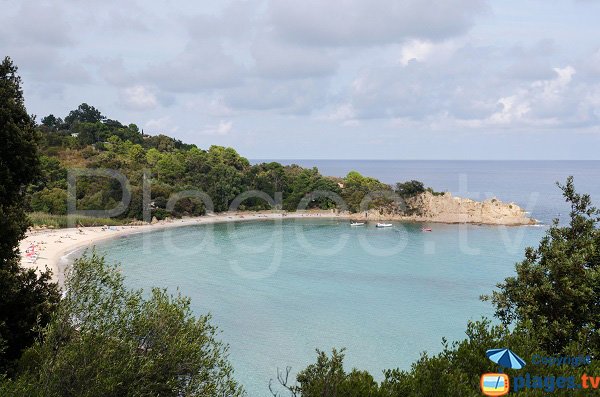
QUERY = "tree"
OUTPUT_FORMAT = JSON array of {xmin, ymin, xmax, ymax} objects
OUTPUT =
[
  {"xmin": 73, "ymin": 121, "xmax": 107, "ymax": 145},
  {"xmin": 30, "ymin": 188, "xmax": 68, "ymax": 215},
  {"xmin": 2, "ymin": 254, "xmax": 244, "ymax": 397},
  {"xmin": 40, "ymin": 114, "xmax": 62, "ymax": 131},
  {"xmin": 0, "ymin": 57, "xmax": 59, "ymax": 375},
  {"xmin": 270, "ymin": 348, "xmax": 383, "ymax": 397},
  {"xmin": 64, "ymin": 103, "xmax": 105, "ymax": 127},
  {"xmin": 395, "ymin": 180, "xmax": 425, "ymax": 198},
  {"xmin": 341, "ymin": 171, "xmax": 390, "ymax": 212},
  {"xmin": 488, "ymin": 176, "xmax": 600, "ymax": 355}
]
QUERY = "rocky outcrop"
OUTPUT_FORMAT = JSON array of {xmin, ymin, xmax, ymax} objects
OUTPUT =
[{"xmin": 349, "ymin": 191, "xmax": 536, "ymax": 225}]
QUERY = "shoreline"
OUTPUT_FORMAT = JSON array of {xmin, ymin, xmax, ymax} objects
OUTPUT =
[
  {"xmin": 20, "ymin": 210, "xmax": 342, "ymax": 284},
  {"xmin": 20, "ymin": 209, "xmax": 537, "ymax": 285}
]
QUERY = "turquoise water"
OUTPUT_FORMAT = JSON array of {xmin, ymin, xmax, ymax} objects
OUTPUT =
[
  {"xmin": 92, "ymin": 160, "xmax": 600, "ymax": 395},
  {"xmin": 95, "ymin": 219, "xmax": 545, "ymax": 396}
]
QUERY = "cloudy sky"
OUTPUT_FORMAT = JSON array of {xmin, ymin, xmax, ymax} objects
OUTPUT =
[{"xmin": 2, "ymin": 0, "xmax": 600, "ymax": 159}]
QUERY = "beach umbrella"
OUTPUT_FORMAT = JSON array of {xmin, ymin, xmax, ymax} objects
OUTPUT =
[{"xmin": 486, "ymin": 348, "xmax": 526, "ymax": 370}]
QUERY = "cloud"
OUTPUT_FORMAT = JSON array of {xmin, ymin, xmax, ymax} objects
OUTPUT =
[
  {"xmin": 222, "ymin": 78, "xmax": 326, "ymax": 114},
  {"xmin": 145, "ymin": 116, "xmax": 179, "ymax": 135},
  {"xmin": 184, "ymin": 96, "xmax": 234, "ymax": 117},
  {"xmin": 99, "ymin": 58, "xmax": 137, "ymax": 87},
  {"xmin": 268, "ymin": 0, "xmax": 488, "ymax": 46},
  {"xmin": 399, "ymin": 40, "xmax": 435, "ymax": 66},
  {"xmin": 120, "ymin": 85, "xmax": 158, "ymax": 110},
  {"xmin": 318, "ymin": 103, "xmax": 359, "ymax": 126},
  {"xmin": 251, "ymin": 35, "xmax": 339, "ymax": 79},
  {"xmin": 490, "ymin": 66, "xmax": 576, "ymax": 124},
  {"xmin": 199, "ymin": 120, "xmax": 234, "ymax": 136},
  {"xmin": 142, "ymin": 41, "xmax": 245, "ymax": 92},
  {"xmin": 1, "ymin": 2, "xmax": 73, "ymax": 47},
  {"xmin": 3, "ymin": 0, "xmax": 600, "ymax": 159}
]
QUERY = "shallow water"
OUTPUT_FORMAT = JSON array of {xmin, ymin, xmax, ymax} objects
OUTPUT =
[
  {"xmin": 95, "ymin": 219, "xmax": 545, "ymax": 396},
  {"xmin": 92, "ymin": 160, "xmax": 600, "ymax": 395}
]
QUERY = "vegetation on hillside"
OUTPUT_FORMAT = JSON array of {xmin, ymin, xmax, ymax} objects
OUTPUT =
[{"xmin": 29, "ymin": 103, "xmax": 437, "ymax": 222}]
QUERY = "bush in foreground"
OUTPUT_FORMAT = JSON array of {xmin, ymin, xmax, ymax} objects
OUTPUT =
[{"xmin": 1, "ymin": 254, "xmax": 243, "ymax": 397}]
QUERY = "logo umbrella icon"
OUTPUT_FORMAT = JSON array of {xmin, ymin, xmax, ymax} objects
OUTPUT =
[{"xmin": 486, "ymin": 348, "xmax": 526, "ymax": 370}]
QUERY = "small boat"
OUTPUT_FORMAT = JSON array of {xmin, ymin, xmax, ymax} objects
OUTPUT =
[
  {"xmin": 350, "ymin": 222, "xmax": 365, "ymax": 226},
  {"xmin": 376, "ymin": 223, "xmax": 392, "ymax": 228},
  {"xmin": 421, "ymin": 227, "xmax": 432, "ymax": 232}
]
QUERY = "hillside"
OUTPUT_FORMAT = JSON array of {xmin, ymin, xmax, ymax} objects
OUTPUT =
[{"xmin": 30, "ymin": 103, "xmax": 534, "ymax": 226}]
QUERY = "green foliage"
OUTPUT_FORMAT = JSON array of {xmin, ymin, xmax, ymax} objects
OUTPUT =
[
  {"xmin": 271, "ymin": 348, "xmax": 382, "ymax": 397},
  {"xmin": 30, "ymin": 188, "xmax": 68, "ymax": 214},
  {"xmin": 488, "ymin": 176, "xmax": 600, "ymax": 356},
  {"xmin": 27, "ymin": 212, "xmax": 125, "ymax": 228},
  {"xmin": 395, "ymin": 180, "xmax": 425, "ymax": 198},
  {"xmin": 0, "ymin": 56, "xmax": 40, "ymax": 264},
  {"xmin": 1, "ymin": 254, "xmax": 243, "ymax": 397},
  {"xmin": 342, "ymin": 171, "xmax": 393, "ymax": 212},
  {"xmin": 32, "ymin": 104, "xmax": 407, "ymax": 219},
  {"xmin": 40, "ymin": 114, "xmax": 62, "ymax": 131},
  {"xmin": 0, "ymin": 56, "xmax": 60, "ymax": 375},
  {"xmin": 64, "ymin": 103, "xmax": 105, "ymax": 127},
  {"xmin": 282, "ymin": 167, "xmax": 341, "ymax": 211}
]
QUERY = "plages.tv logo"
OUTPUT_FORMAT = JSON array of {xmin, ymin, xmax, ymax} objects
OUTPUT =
[{"xmin": 480, "ymin": 348, "xmax": 526, "ymax": 396}]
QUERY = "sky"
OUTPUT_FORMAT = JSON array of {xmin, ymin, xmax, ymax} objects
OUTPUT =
[{"xmin": 2, "ymin": 0, "xmax": 600, "ymax": 159}]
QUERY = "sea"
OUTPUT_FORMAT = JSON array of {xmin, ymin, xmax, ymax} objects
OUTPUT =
[{"xmin": 92, "ymin": 160, "xmax": 600, "ymax": 396}]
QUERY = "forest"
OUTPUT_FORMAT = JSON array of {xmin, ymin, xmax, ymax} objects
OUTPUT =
[{"xmin": 30, "ymin": 103, "xmax": 430, "ymax": 222}]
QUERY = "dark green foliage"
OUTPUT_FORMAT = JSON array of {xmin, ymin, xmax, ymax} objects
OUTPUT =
[
  {"xmin": 341, "ymin": 171, "xmax": 391, "ymax": 212},
  {"xmin": 31, "ymin": 107, "xmax": 356, "ymax": 218},
  {"xmin": 283, "ymin": 167, "xmax": 341, "ymax": 211},
  {"xmin": 64, "ymin": 103, "xmax": 105, "ymax": 127},
  {"xmin": 488, "ymin": 176, "xmax": 600, "ymax": 356},
  {"xmin": 40, "ymin": 114, "xmax": 62, "ymax": 131},
  {"xmin": 271, "ymin": 349, "xmax": 382, "ymax": 397},
  {"xmin": 395, "ymin": 180, "xmax": 425, "ymax": 198},
  {"xmin": 1, "ymin": 254, "xmax": 244, "ymax": 397},
  {"xmin": 32, "ymin": 102, "xmax": 439, "ymax": 220},
  {"xmin": 0, "ymin": 56, "xmax": 39, "ymax": 264},
  {"xmin": 0, "ymin": 56, "xmax": 59, "ymax": 375},
  {"xmin": 30, "ymin": 188, "xmax": 68, "ymax": 214}
]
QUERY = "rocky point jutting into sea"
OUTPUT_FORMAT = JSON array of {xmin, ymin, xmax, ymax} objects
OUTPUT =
[{"xmin": 349, "ymin": 191, "xmax": 536, "ymax": 225}]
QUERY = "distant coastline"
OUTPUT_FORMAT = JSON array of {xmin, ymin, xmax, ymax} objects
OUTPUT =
[{"xmin": 21, "ymin": 191, "xmax": 536, "ymax": 284}]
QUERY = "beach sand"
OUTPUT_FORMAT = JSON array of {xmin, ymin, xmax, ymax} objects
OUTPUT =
[{"xmin": 19, "ymin": 210, "xmax": 342, "ymax": 285}]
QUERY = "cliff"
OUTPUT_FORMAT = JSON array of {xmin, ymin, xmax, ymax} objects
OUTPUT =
[{"xmin": 349, "ymin": 191, "xmax": 536, "ymax": 225}]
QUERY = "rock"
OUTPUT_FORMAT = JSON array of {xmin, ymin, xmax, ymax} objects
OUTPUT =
[{"xmin": 349, "ymin": 191, "xmax": 536, "ymax": 225}]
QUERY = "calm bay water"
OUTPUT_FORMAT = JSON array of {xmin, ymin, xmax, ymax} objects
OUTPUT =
[{"xmin": 93, "ymin": 161, "xmax": 600, "ymax": 396}]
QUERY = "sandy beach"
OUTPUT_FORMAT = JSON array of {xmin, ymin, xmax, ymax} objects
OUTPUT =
[{"xmin": 19, "ymin": 210, "xmax": 342, "ymax": 285}]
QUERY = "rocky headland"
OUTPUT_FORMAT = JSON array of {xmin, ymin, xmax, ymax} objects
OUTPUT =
[{"xmin": 348, "ymin": 191, "xmax": 536, "ymax": 226}]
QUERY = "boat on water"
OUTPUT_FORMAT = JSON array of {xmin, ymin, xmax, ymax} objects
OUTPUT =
[
  {"xmin": 350, "ymin": 222, "xmax": 365, "ymax": 226},
  {"xmin": 421, "ymin": 227, "xmax": 432, "ymax": 232},
  {"xmin": 376, "ymin": 223, "xmax": 392, "ymax": 228}
]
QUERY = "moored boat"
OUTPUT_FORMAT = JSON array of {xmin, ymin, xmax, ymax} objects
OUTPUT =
[
  {"xmin": 350, "ymin": 222, "xmax": 365, "ymax": 226},
  {"xmin": 376, "ymin": 223, "xmax": 392, "ymax": 228}
]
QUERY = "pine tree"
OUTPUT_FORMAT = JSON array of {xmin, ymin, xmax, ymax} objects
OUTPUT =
[{"xmin": 0, "ymin": 56, "xmax": 59, "ymax": 375}]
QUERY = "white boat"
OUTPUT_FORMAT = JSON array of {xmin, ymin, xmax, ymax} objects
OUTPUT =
[
  {"xmin": 350, "ymin": 222, "xmax": 365, "ymax": 226},
  {"xmin": 376, "ymin": 223, "xmax": 392, "ymax": 228}
]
